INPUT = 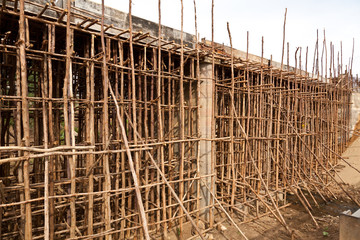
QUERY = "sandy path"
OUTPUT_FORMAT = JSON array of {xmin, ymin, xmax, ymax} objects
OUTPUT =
[{"xmin": 337, "ymin": 137, "xmax": 360, "ymax": 187}]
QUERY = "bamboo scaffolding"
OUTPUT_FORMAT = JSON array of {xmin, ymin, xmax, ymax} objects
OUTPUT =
[{"xmin": 0, "ymin": 0, "xmax": 356, "ymax": 239}]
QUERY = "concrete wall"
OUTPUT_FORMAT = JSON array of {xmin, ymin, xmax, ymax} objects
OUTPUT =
[
  {"xmin": 30, "ymin": 0, "xmax": 195, "ymax": 47},
  {"xmin": 30, "ymin": 0, "xmax": 295, "ymax": 73},
  {"xmin": 199, "ymin": 62, "xmax": 213, "ymax": 220},
  {"xmin": 350, "ymin": 92, "xmax": 360, "ymax": 135}
]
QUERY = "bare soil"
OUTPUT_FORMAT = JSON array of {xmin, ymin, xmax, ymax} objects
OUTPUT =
[
  {"xmin": 209, "ymin": 186, "xmax": 360, "ymax": 240},
  {"xmin": 167, "ymin": 133, "xmax": 360, "ymax": 240},
  {"xmin": 167, "ymin": 185, "xmax": 360, "ymax": 240}
]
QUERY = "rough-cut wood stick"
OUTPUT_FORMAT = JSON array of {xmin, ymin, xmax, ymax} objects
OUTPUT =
[
  {"xmin": 100, "ymin": 2, "xmax": 112, "ymax": 238},
  {"xmin": 228, "ymin": 91, "xmax": 291, "ymax": 234},
  {"xmin": 269, "ymin": 150, "xmax": 319, "ymax": 228},
  {"xmin": 37, "ymin": 3, "xmax": 49, "ymax": 18},
  {"xmin": 193, "ymin": 0, "xmax": 201, "ymax": 225},
  {"xmin": 179, "ymin": 0, "xmax": 185, "ymax": 233},
  {"xmin": 210, "ymin": 0, "xmax": 215, "ymax": 227},
  {"xmin": 226, "ymin": 22, "xmax": 236, "ymax": 211},
  {"xmin": 279, "ymin": 9, "xmax": 287, "ymax": 192},
  {"xmin": 114, "ymin": 91, "xmax": 206, "ymax": 240},
  {"xmin": 321, "ymin": 142, "xmax": 360, "ymax": 175},
  {"xmin": 351, "ymin": 38, "xmax": 354, "ymax": 72},
  {"xmin": 157, "ymin": 0, "xmax": 168, "ymax": 237},
  {"xmin": 324, "ymin": 30, "xmax": 327, "ymax": 80},
  {"xmin": 240, "ymin": 178, "xmax": 290, "ymax": 230},
  {"xmin": 201, "ymin": 179, "xmax": 248, "ymax": 240},
  {"xmin": 321, "ymin": 32, "xmax": 325, "ymax": 78},
  {"xmin": 147, "ymin": 154, "xmax": 205, "ymax": 240},
  {"xmin": 42, "ymin": 32, "xmax": 50, "ymax": 240},
  {"xmin": 340, "ymin": 41, "xmax": 343, "ymax": 75},
  {"xmin": 317, "ymin": 30, "xmax": 319, "ymax": 77},
  {"xmin": 0, "ymin": 1, "xmax": 355, "ymax": 238},
  {"xmin": 85, "ymin": 33, "xmax": 95, "ymax": 237},
  {"xmin": 113, "ymin": 41, "xmax": 124, "ymax": 239},
  {"xmin": 108, "ymin": 64, "xmax": 150, "ymax": 240},
  {"xmin": 63, "ymin": 0, "xmax": 76, "ymax": 236},
  {"xmin": 0, "ymin": 147, "xmax": 151, "ymax": 164},
  {"xmin": 15, "ymin": 46, "xmax": 25, "ymax": 238},
  {"xmin": 280, "ymin": 8, "xmax": 287, "ymax": 72},
  {"xmin": 282, "ymin": 108, "xmax": 360, "ymax": 207},
  {"xmin": 127, "ymin": 1, "xmax": 143, "ymax": 236},
  {"xmin": 19, "ymin": 1, "xmax": 33, "ymax": 239},
  {"xmin": 0, "ymin": 146, "xmax": 94, "ymax": 152}
]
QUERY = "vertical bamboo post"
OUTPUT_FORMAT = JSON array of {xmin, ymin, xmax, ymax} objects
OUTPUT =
[
  {"xmin": 118, "ymin": 40, "xmax": 126, "ymax": 239},
  {"xmin": 210, "ymin": 0, "xmax": 215, "ymax": 227},
  {"xmin": 179, "ymin": 0, "xmax": 185, "ymax": 233},
  {"xmin": 19, "ymin": 1, "xmax": 32, "ymax": 239},
  {"xmin": 42, "ymin": 27, "xmax": 50, "ymax": 240},
  {"xmin": 114, "ymin": 39, "xmax": 121, "ymax": 240},
  {"xmin": 15, "ymin": 47, "xmax": 25, "ymax": 239},
  {"xmin": 100, "ymin": 2, "xmax": 112, "ymax": 238},
  {"xmin": 128, "ymin": 0, "xmax": 142, "ymax": 236},
  {"xmin": 128, "ymin": 1, "xmax": 150, "ymax": 238},
  {"xmin": 226, "ymin": 22, "xmax": 236, "ymax": 210},
  {"xmin": 47, "ymin": 23, "xmax": 55, "ymax": 240},
  {"xmin": 193, "ymin": 0, "xmax": 201, "ymax": 225},
  {"xmin": 86, "ymin": 34, "xmax": 95, "ymax": 236},
  {"xmin": 108, "ymin": 83, "xmax": 151, "ymax": 240},
  {"xmin": 157, "ymin": 0, "xmax": 168, "ymax": 237},
  {"xmin": 63, "ymin": 0, "xmax": 76, "ymax": 237},
  {"xmin": 278, "ymin": 8, "xmax": 287, "ymax": 189},
  {"xmin": 119, "ymin": 105, "xmax": 206, "ymax": 240}
]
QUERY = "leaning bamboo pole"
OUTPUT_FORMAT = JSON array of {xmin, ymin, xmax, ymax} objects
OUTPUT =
[
  {"xmin": 228, "ymin": 91, "xmax": 291, "ymax": 234},
  {"xmin": 115, "ymin": 94, "xmax": 207, "ymax": 240}
]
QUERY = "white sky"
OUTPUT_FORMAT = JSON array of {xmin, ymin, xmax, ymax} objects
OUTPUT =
[{"xmin": 93, "ymin": 0, "xmax": 360, "ymax": 77}]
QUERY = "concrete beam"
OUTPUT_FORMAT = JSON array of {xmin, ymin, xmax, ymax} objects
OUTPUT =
[{"xmin": 24, "ymin": 0, "xmax": 195, "ymax": 47}]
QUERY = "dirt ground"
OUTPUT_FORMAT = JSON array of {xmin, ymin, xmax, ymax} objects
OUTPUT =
[
  {"xmin": 167, "ymin": 134, "xmax": 360, "ymax": 240},
  {"xmin": 167, "ymin": 184, "xmax": 360, "ymax": 240},
  {"xmin": 209, "ymin": 186, "xmax": 360, "ymax": 240}
]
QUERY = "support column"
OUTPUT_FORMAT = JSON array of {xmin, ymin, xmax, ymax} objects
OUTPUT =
[{"xmin": 199, "ymin": 61, "xmax": 213, "ymax": 221}]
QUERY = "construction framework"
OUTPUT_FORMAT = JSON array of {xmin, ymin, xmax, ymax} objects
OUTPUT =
[{"xmin": 0, "ymin": 0, "xmax": 356, "ymax": 239}]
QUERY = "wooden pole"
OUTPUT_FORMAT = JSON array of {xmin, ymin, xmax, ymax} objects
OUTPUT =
[
  {"xmin": 179, "ymin": 0, "xmax": 185, "ymax": 233},
  {"xmin": 157, "ymin": 0, "xmax": 168, "ymax": 237},
  {"xmin": 210, "ymin": 0, "xmax": 215, "ymax": 228},
  {"xmin": 63, "ymin": 0, "xmax": 76, "ymax": 237},
  {"xmin": 226, "ymin": 22, "xmax": 236, "ymax": 211},
  {"xmin": 42, "ymin": 29, "xmax": 50, "ymax": 240},
  {"xmin": 100, "ymin": 1, "xmax": 112, "ymax": 238},
  {"xmin": 19, "ymin": 1, "xmax": 33, "ymax": 239}
]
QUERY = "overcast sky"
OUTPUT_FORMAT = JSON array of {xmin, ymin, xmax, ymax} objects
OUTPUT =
[{"xmin": 93, "ymin": 0, "xmax": 360, "ymax": 77}]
